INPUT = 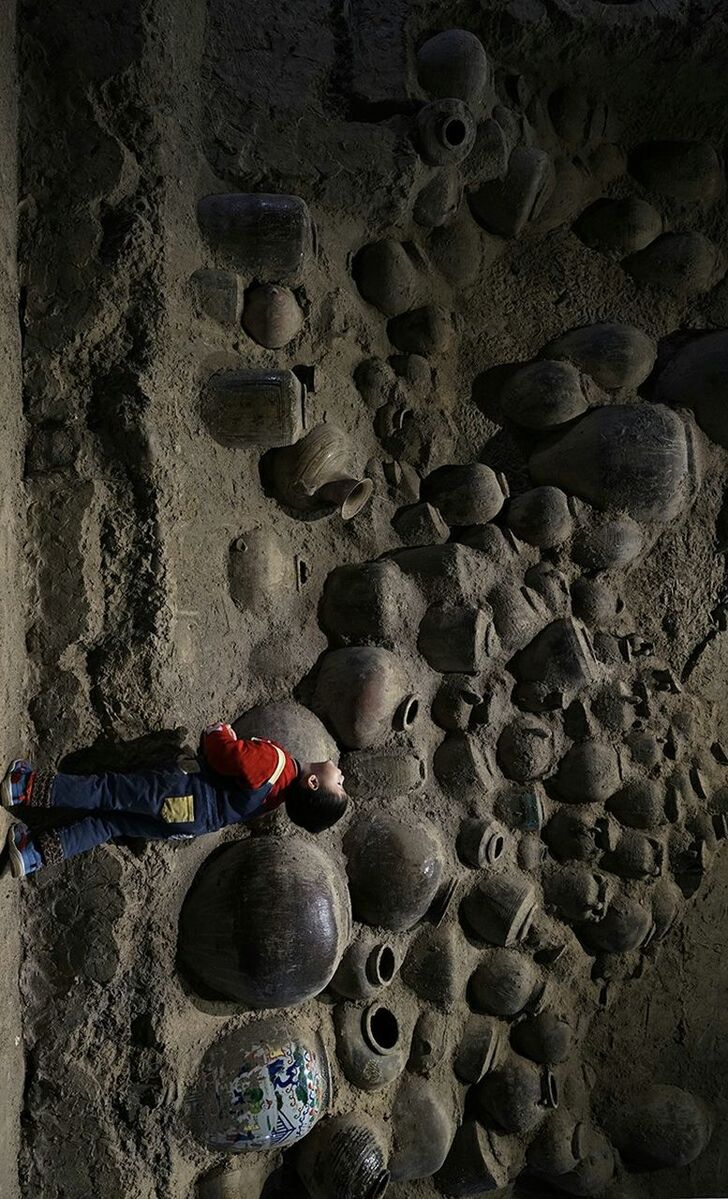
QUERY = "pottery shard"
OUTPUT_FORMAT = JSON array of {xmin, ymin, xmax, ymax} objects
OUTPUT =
[
  {"xmin": 469, "ymin": 146, "xmax": 555, "ymax": 237},
  {"xmin": 654, "ymin": 330, "xmax": 728, "ymax": 449},
  {"xmin": 628, "ymin": 140, "xmax": 723, "ymax": 202},
  {"xmin": 542, "ymin": 322, "xmax": 656, "ymax": 390},
  {"xmin": 529, "ymin": 404, "xmax": 701, "ymax": 523},
  {"xmin": 624, "ymin": 232, "xmax": 721, "ymax": 296},
  {"xmin": 387, "ymin": 304, "xmax": 452, "ymax": 356},
  {"xmin": 499, "ymin": 359, "xmax": 591, "ymax": 430},
  {"xmin": 575, "ymin": 196, "xmax": 662, "ymax": 256}
]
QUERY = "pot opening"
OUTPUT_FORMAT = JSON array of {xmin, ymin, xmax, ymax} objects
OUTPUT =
[
  {"xmin": 445, "ymin": 118, "xmax": 467, "ymax": 146},
  {"xmin": 369, "ymin": 1171, "xmax": 391, "ymax": 1199},
  {"xmin": 364, "ymin": 1005, "xmax": 400, "ymax": 1055},
  {"xmin": 368, "ymin": 944, "xmax": 396, "ymax": 986},
  {"xmin": 489, "ymin": 834, "xmax": 505, "ymax": 864},
  {"xmin": 341, "ymin": 478, "xmax": 374, "ymax": 520},
  {"xmin": 395, "ymin": 694, "xmax": 419, "ymax": 730},
  {"xmin": 542, "ymin": 1067, "xmax": 559, "ymax": 1110}
]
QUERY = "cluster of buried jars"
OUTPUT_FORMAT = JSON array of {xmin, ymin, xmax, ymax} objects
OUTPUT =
[{"xmin": 186, "ymin": 26, "xmax": 724, "ymax": 1199}]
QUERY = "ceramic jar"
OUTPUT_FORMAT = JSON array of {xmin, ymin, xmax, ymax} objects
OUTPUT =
[
  {"xmin": 295, "ymin": 1115, "xmax": 391, "ymax": 1199},
  {"xmin": 185, "ymin": 1018, "xmax": 330, "ymax": 1152},
  {"xmin": 272, "ymin": 423, "xmax": 374, "ymax": 520}
]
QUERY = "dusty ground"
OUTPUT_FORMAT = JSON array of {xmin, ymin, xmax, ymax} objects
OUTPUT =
[{"xmin": 3, "ymin": 0, "xmax": 728, "ymax": 1197}]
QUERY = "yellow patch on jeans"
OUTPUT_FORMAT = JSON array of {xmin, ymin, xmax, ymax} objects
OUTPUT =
[{"xmin": 161, "ymin": 795, "xmax": 194, "ymax": 824}]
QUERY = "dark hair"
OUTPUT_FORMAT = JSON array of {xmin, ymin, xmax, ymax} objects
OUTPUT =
[{"xmin": 285, "ymin": 782, "xmax": 349, "ymax": 834}]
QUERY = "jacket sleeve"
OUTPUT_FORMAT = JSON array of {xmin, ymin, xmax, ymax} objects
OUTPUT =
[{"xmin": 201, "ymin": 723, "xmax": 291, "ymax": 790}]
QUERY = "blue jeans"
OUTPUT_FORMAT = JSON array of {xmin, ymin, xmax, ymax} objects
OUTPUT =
[{"xmin": 27, "ymin": 765, "xmax": 271, "ymax": 867}]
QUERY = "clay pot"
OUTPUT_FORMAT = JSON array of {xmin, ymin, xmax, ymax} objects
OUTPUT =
[
  {"xmin": 544, "ymin": 808, "xmax": 613, "ymax": 863},
  {"xmin": 649, "ymin": 878, "xmax": 683, "ymax": 942},
  {"xmin": 388, "ymin": 542, "xmax": 492, "ymax": 604},
  {"xmin": 178, "ymin": 837, "xmax": 351, "ymax": 1007},
  {"xmin": 312, "ymin": 647, "xmax": 418, "ymax": 749},
  {"xmin": 541, "ymin": 322, "xmax": 656, "ymax": 390},
  {"xmin": 579, "ymin": 892, "xmax": 653, "ymax": 953},
  {"xmin": 499, "ymin": 360, "xmax": 590, "ymax": 430},
  {"xmin": 320, "ymin": 560, "xmax": 424, "ymax": 649},
  {"xmin": 421, "ymin": 463, "xmax": 508, "ymax": 525},
  {"xmin": 330, "ymin": 932, "xmax": 398, "ymax": 1001},
  {"xmin": 390, "ymin": 1078, "xmax": 456, "ymax": 1181},
  {"xmin": 655, "ymin": 329, "xmax": 728, "ymax": 449},
  {"xmin": 353, "ymin": 357, "xmax": 396, "ymax": 408},
  {"xmin": 533, "ymin": 154, "xmax": 598, "ymax": 234},
  {"xmin": 607, "ymin": 1084, "xmax": 712, "ymax": 1170},
  {"xmin": 571, "ymin": 516, "xmax": 644, "ymax": 573},
  {"xmin": 228, "ymin": 530, "xmax": 288, "ymax": 610},
  {"xmin": 197, "ymin": 192, "xmax": 313, "ymax": 280},
  {"xmin": 497, "ymin": 715, "xmax": 556, "ymax": 783},
  {"xmin": 575, "ymin": 196, "xmax": 662, "ymax": 256},
  {"xmin": 434, "ymin": 1121, "xmax": 510, "ymax": 1194},
  {"xmin": 454, "ymin": 1015, "xmax": 504, "ymax": 1084},
  {"xmin": 334, "ymin": 1003, "xmax": 406, "ymax": 1092},
  {"xmin": 185, "ymin": 1018, "xmax": 330, "ymax": 1151},
  {"xmin": 526, "ymin": 1108, "xmax": 581, "ymax": 1176},
  {"xmin": 488, "ymin": 583, "xmax": 550, "ymax": 657},
  {"xmin": 416, "ymin": 29, "xmax": 490, "ymax": 107},
  {"xmin": 401, "ymin": 924, "xmax": 462, "ymax": 1009},
  {"xmin": 295, "ymin": 1115, "xmax": 391, "ymax": 1199},
  {"xmin": 511, "ymin": 1011, "xmax": 572, "ymax": 1064},
  {"xmin": 413, "ymin": 166, "xmax": 462, "ymax": 227},
  {"xmin": 434, "ymin": 733, "xmax": 494, "ymax": 802},
  {"xmin": 553, "ymin": 740, "xmax": 621, "ymax": 804},
  {"xmin": 543, "ymin": 863, "xmax": 610, "ymax": 924},
  {"xmin": 432, "ymin": 677, "xmax": 483, "ymax": 732},
  {"xmin": 624, "ymin": 231, "xmax": 721, "ymax": 296},
  {"xmin": 570, "ymin": 578, "xmax": 620, "ymax": 626},
  {"xmin": 474, "ymin": 1058, "xmax": 558, "ymax": 1134},
  {"xmin": 530, "ymin": 404, "xmax": 701, "ymax": 524},
  {"xmin": 463, "ymin": 116, "xmax": 509, "ymax": 185},
  {"xmin": 353, "ymin": 240, "xmax": 422, "ymax": 316},
  {"xmin": 429, "ymin": 216, "xmax": 485, "ymax": 288},
  {"xmin": 409, "ymin": 1009, "xmax": 450, "ymax": 1076},
  {"xmin": 457, "ymin": 818, "xmax": 509, "ymax": 869},
  {"xmin": 344, "ymin": 810, "xmax": 444, "ymax": 932},
  {"xmin": 272, "ymin": 424, "xmax": 373, "ymax": 520},
  {"xmin": 628, "ymin": 139, "xmax": 722, "ymax": 202},
  {"xmin": 339, "ymin": 748, "xmax": 427, "ymax": 798},
  {"xmin": 418, "ymin": 604, "xmax": 493, "ymax": 673},
  {"xmin": 232, "ymin": 700, "xmax": 337, "ymax": 763},
  {"xmin": 242, "ymin": 284, "xmax": 303, "ymax": 347},
  {"xmin": 202, "ymin": 368, "xmax": 306, "ymax": 447},
  {"xmin": 512, "ymin": 618, "xmax": 598, "ymax": 710},
  {"xmin": 505, "ymin": 487, "xmax": 574, "ymax": 547},
  {"xmin": 602, "ymin": 830, "xmax": 662, "ymax": 880},
  {"xmin": 387, "ymin": 304, "xmax": 452, "ymax": 356},
  {"xmin": 392, "ymin": 501, "xmax": 449, "ymax": 546},
  {"xmin": 196, "ymin": 1159, "xmax": 270, "ymax": 1198},
  {"xmin": 461, "ymin": 872, "xmax": 538, "ymax": 946},
  {"xmin": 416, "ymin": 99, "xmax": 477, "ymax": 166},
  {"xmin": 607, "ymin": 778, "xmax": 665, "ymax": 830},
  {"xmin": 469, "ymin": 949, "xmax": 539, "ymax": 1017},
  {"xmin": 469, "ymin": 146, "xmax": 555, "ymax": 237}
]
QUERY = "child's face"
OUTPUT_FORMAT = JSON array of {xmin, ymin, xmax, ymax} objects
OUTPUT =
[{"xmin": 311, "ymin": 759, "xmax": 346, "ymax": 798}]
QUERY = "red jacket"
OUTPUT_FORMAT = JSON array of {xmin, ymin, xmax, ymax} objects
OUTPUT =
[{"xmin": 201, "ymin": 723, "xmax": 299, "ymax": 811}]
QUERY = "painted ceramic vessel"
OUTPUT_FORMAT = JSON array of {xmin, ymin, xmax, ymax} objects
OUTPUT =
[{"xmin": 187, "ymin": 1020, "xmax": 331, "ymax": 1153}]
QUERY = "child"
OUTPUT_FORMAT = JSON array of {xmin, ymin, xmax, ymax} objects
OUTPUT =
[{"xmin": 1, "ymin": 722, "xmax": 348, "ymax": 879}]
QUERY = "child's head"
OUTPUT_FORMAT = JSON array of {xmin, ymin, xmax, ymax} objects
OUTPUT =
[{"xmin": 286, "ymin": 759, "xmax": 349, "ymax": 833}]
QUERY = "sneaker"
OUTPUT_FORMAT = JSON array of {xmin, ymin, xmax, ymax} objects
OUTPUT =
[
  {"xmin": 1, "ymin": 759, "xmax": 34, "ymax": 809},
  {"xmin": 7, "ymin": 824, "xmax": 43, "ymax": 878}
]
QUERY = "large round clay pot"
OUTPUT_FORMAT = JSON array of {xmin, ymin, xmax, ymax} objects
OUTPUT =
[
  {"xmin": 474, "ymin": 1057, "xmax": 557, "ymax": 1134},
  {"xmin": 469, "ymin": 949, "xmax": 539, "ymax": 1017},
  {"xmin": 416, "ymin": 29, "xmax": 490, "ymax": 108},
  {"xmin": 607, "ymin": 1084, "xmax": 712, "ymax": 1170},
  {"xmin": 312, "ymin": 647, "xmax": 419, "ymax": 750},
  {"xmin": 541, "ymin": 322, "xmax": 656, "ymax": 390},
  {"xmin": 178, "ymin": 837, "xmax": 351, "ymax": 1006},
  {"xmin": 529, "ymin": 404, "xmax": 702, "ymax": 523},
  {"xmin": 390, "ymin": 1077, "xmax": 456, "ymax": 1181},
  {"xmin": 334, "ymin": 1002, "xmax": 406, "ymax": 1092},
  {"xmin": 295, "ymin": 1115, "xmax": 391, "ymax": 1199},
  {"xmin": 421, "ymin": 462, "xmax": 507, "ymax": 526},
  {"xmin": 461, "ymin": 872, "xmax": 538, "ymax": 947},
  {"xmin": 320, "ymin": 560, "xmax": 424, "ymax": 649},
  {"xmin": 353, "ymin": 240, "xmax": 422, "ymax": 316},
  {"xmin": 344, "ymin": 810, "xmax": 444, "ymax": 932},
  {"xmin": 185, "ymin": 1018, "xmax": 330, "ymax": 1152},
  {"xmin": 232, "ymin": 700, "xmax": 338, "ymax": 763}
]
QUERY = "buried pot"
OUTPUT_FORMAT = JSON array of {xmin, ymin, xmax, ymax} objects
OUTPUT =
[
  {"xmin": 271, "ymin": 423, "xmax": 373, "ymax": 520},
  {"xmin": 344, "ymin": 809, "xmax": 444, "ymax": 932},
  {"xmin": 329, "ymin": 931, "xmax": 398, "ymax": 1002},
  {"xmin": 334, "ymin": 1002, "xmax": 406, "ymax": 1092},
  {"xmin": 295, "ymin": 1115, "xmax": 391, "ymax": 1199},
  {"xmin": 312, "ymin": 647, "xmax": 419, "ymax": 749}
]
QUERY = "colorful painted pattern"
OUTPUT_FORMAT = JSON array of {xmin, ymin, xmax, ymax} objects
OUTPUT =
[{"xmin": 214, "ymin": 1036, "xmax": 329, "ymax": 1151}]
